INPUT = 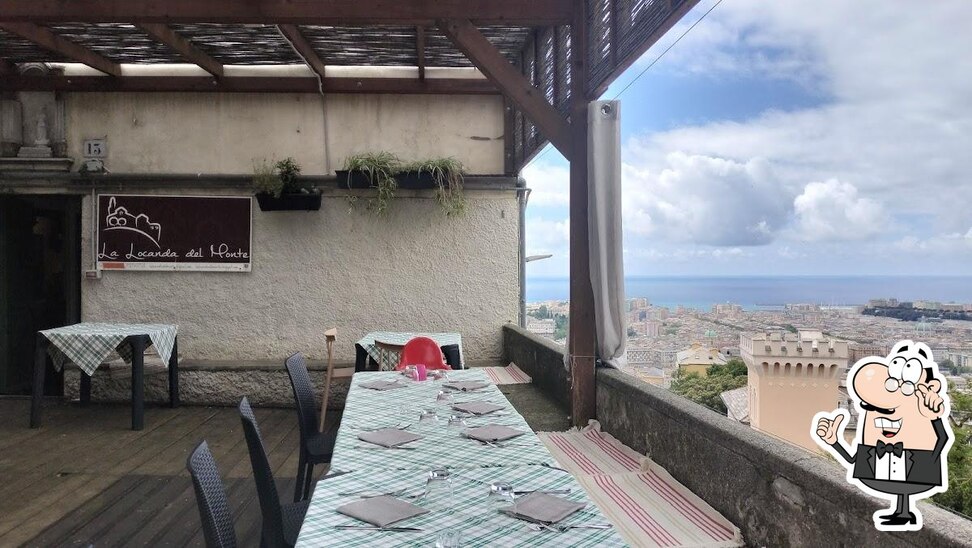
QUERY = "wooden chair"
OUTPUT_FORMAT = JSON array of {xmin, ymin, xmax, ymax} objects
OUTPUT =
[
  {"xmin": 318, "ymin": 328, "xmax": 337, "ymax": 432},
  {"xmin": 373, "ymin": 339, "xmax": 405, "ymax": 371}
]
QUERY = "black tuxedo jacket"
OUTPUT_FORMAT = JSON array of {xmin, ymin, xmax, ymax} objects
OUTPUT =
[{"xmin": 830, "ymin": 418, "xmax": 947, "ymax": 487}]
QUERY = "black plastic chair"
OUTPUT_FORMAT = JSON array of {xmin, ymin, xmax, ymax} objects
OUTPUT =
[
  {"xmin": 441, "ymin": 344, "xmax": 463, "ymax": 370},
  {"xmin": 238, "ymin": 397, "xmax": 308, "ymax": 548},
  {"xmin": 285, "ymin": 352, "xmax": 337, "ymax": 502},
  {"xmin": 186, "ymin": 441, "xmax": 238, "ymax": 548}
]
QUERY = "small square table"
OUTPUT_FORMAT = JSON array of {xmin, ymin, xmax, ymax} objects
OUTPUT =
[{"xmin": 30, "ymin": 322, "xmax": 179, "ymax": 430}]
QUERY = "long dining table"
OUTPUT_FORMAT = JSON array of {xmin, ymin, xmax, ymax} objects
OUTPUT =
[{"xmin": 295, "ymin": 369, "xmax": 627, "ymax": 547}]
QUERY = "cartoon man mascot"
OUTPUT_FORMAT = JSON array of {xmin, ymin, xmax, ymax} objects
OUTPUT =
[{"xmin": 812, "ymin": 340, "xmax": 953, "ymax": 531}]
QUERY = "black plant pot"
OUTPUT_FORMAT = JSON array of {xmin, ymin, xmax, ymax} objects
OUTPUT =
[
  {"xmin": 336, "ymin": 170, "xmax": 439, "ymax": 190},
  {"xmin": 394, "ymin": 171, "xmax": 438, "ymax": 189},
  {"xmin": 335, "ymin": 170, "xmax": 375, "ymax": 189},
  {"xmin": 255, "ymin": 192, "xmax": 322, "ymax": 211}
]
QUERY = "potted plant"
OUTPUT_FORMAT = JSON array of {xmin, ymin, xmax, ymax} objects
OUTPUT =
[
  {"xmin": 253, "ymin": 157, "xmax": 322, "ymax": 211},
  {"xmin": 400, "ymin": 157, "xmax": 466, "ymax": 216},
  {"xmin": 337, "ymin": 152, "xmax": 400, "ymax": 215},
  {"xmin": 338, "ymin": 152, "xmax": 467, "ymax": 216}
]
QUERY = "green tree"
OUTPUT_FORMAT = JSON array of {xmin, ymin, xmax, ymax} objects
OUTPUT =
[
  {"xmin": 553, "ymin": 315, "xmax": 568, "ymax": 340},
  {"xmin": 670, "ymin": 362, "xmax": 748, "ymax": 415},
  {"xmin": 940, "ymin": 358, "xmax": 955, "ymax": 375},
  {"xmin": 627, "ymin": 327, "xmax": 638, "ymax": 337},
  {"xmin": 535, "ymin": 305, "xmax": 550, "ymax": 319},
  {"xmin": 709, "ymin": 357, "xmax": 747, "ymax": 377},
  {"xmin": 933, "ymin": 383, "xmax": 972, "ymax": 515}
]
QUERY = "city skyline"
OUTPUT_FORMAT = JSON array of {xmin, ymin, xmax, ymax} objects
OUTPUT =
[{"xmin": 523, "ymin": 0, "xmax": 972, "ymax": 277}]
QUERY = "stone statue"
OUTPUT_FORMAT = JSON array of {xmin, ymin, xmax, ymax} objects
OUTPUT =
[{"xmin": 34, "ymin": 114, "xmax": 49, "ymax": 146}]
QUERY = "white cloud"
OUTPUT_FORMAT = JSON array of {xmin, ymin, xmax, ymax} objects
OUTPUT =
[
  {"xmin": 525, "ymin": 217, "xmax": 569, "ymax": 254},
  {"xmin": 622, "ymin": 152, "xmax": 791, "ymax": 246},
  {"xmin": 792, "ymin": 179, "xmax": 886, "ymax": 242},
  {"xmin": 623, "ymin": 0, "xmax": 972, "ymax": 245},
  {"xmin": 522, "ymin": 161, "xmax": 569, "ymax": 207}
]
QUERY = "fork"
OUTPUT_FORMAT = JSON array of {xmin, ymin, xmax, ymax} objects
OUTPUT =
[
  {"xmin": 334, "ymin": 525, "xmax": 423, "ymax": 532},
  {"xmin": 527, "ymin": 523, "xmax": 613, "ymax": 532},
  {"xmin": 336, "ymin": 489, "xmax": 406, "ymax": 498},
  {"xmin": 353, "ymin": 445, "xmax": 417, "ymax": 450}
]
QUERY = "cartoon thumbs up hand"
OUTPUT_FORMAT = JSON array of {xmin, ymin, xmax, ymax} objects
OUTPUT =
[{"xmin": 815, "ymin": 412, "xmax": 845, "ymax": 445}]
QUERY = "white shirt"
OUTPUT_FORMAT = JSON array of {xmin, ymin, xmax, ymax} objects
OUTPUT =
[{"xmin": 875, "ymin": 448, "xmax": 907, "ymax": 481}]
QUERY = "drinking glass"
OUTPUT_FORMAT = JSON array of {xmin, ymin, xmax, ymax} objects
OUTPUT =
[
  {"xmin": 487, "ymin": 482, "xmax": 515, "ymax": 510},
  {"xmin": 435, "ymin": 530, "xmax": 462, "ymax": 548},
  {"xmin": 403, "ymin": 365, "xmax": 418, "ymax": 380},
  {"xmin": 447, "ymin": 414, "xmax": 467, "ymax": 428},
  {"xmin": 436, "ymin": 390, "xmax": 454, "ymax": 404},
  {"xmin": 425, "ymin": 468, "xmax": 454, "ymax": 513},
  {"xmin": 419, "ymin": 408, "xmax": 438, "ymax": 423}
]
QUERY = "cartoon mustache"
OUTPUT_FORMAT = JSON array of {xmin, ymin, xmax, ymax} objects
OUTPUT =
[{"xmin": 860, "ymin": 401, "xmax": 896, "ymax": 415}]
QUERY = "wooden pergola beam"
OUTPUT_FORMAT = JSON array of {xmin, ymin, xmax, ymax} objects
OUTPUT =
[
  {"xmin": 0, "ymin": 1, "xmax": 572, "ymax": 25},
  {"xmin": 416, "ymin": 26, "xmax": 426, "ymax": 81},
  {"xmin": 0, "ymin": 76, "xmax": 498, "ymax": 95},
  {"xmin": 137, "ymin": 24, "xmax": 223, "ymax": 77},
  {"xmin": 439, "ymin": 18, "xmax": 572, "ymax": 160},
  {"xmin": 0, "ymin": 22, "xmax": 121, "ymax": 77},
  {"xmin": 277, "ymin": 24, "xmax": 326, "ymax": 80}
]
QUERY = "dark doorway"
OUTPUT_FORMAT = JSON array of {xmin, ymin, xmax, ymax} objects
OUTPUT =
[{"xmin": 0, "ymin": 194, "xmax": 81, "ymax": 395}]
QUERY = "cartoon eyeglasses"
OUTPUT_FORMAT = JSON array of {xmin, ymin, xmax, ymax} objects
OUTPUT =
[{"xmin": 885, "ymin": 355, "xmax": 923, "ymax": 396}]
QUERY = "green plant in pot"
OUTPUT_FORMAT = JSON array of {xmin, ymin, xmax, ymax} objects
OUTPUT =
[
  {"xmin": 252, "ymin": 157, "xmax": 322, "ymax": 211},
  {"xmin": 342, "ymin": 152, "xmax": 400, "ymax": 215},
  {"xmin": 402, "ymin": 157, "xmax": 466, "ymax": 217}
]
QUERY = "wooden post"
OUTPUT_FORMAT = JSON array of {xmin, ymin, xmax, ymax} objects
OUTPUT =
[
  {"xmin": 568, "ymin": 0, "xmax": 597, "ymax": 427},
  {"xmin": 319, "ymin": 328, "xmax": 337, "ymax": 432}
]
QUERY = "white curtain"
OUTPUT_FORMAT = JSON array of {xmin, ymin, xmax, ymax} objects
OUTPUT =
[{"xmin": 587, "ymin": 100, "xmax": 627, "ymax": 368}]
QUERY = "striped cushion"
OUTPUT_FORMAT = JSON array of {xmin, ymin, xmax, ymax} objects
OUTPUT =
[
  {"xmin": 482, "ymin": 362, "xmax": 533, "ymax": 385},
  {"xmin": 539, "ymin": 422, "xmax": 743, "ymax": 548}
]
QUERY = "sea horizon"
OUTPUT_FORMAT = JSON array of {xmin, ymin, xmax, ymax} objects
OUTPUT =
[{"xmin": 526, "ymin": 274, "xmax": 972, "ymax": 310}]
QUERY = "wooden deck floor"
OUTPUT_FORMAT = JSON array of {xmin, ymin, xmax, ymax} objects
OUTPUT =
[{"xmin": 0, "ymin": 399, "xmax": 341, "ymax": 547}]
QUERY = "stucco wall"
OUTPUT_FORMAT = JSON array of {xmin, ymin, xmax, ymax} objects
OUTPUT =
[
  {"xmin": 80, "ymin": 187, "xmax": 519, "ymax": 364},
  {"xmin": 65, "ymin": 92, "xmax": 504, "ymax": 174}
]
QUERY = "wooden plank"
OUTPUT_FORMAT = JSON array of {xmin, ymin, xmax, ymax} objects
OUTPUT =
[
  {"xmin": 0, "ymin": 75, "xmax": 498, "ymax": 94},
  {"xmin": 591, "ymin": 0, "xmax": 701, "ymax": 97},
  {"xmin": 137, "ymin": 24, "xmax": 224, "ymax": 77},
  {"xmin": 416, "ymin": 26, "xmax": 427, "ymax": 81},
  {"xmin": 0, "ymin": 0, "xmax": 573, "ymax": 25},
  {"xmin": 568, "ymin": 0, "xmax": 597, "ymax": 427},
  {"xmin": 0, "ymin": 22, "xmax": 121, "ymax": 76},
  {"xmin": 440, "ymin": 18, "xmax": 573, "ymax": 160},
  {"xmin": 277, "ymin": 24, "xmax": 326, "ymax": 80}
]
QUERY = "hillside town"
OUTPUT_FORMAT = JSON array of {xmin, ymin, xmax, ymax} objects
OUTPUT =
[{"xmin": 526, "ymin": 297, "xmax": 972, "ymax": 450}]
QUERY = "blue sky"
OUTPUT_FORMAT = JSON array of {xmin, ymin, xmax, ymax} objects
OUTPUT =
[{"xmin": 524, "ymin": 0, "xmax": 972, "ymax": 277}]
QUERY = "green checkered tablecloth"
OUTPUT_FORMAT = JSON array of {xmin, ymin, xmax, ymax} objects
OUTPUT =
[
  {"xmin": 40, "ymin": 323, "xmax": 178, "ymax": 376},
  {"xmin": 332, "ymin": 370, "xmax": 555, "ymax": 470},
  {"xmin": 357, "ymin": 332, "xmax": 464, "ymax": 369},
  {"xmin": 297, "ymin": 465, "xmax": 625, "ymax": 547}
]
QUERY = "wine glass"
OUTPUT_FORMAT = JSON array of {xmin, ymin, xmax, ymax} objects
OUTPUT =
[{"xmin": 436, "ymin": 530, "xmax": 462, "ymax": 548}]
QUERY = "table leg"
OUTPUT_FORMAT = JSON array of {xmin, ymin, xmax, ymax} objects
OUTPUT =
[
  {"xmin": 29, "ymin": 334, "xmax": 46, "ymax": 429},
  {"xmin": 168, "ymin": 336, "xmax": 180, "ymax": 408},
  {"xmin": 130, "ymin": 335, "xmax": 146, "ymax": 431},
  {"xmin": 80, "ymin": 373, "xmax": 92, "ymax": 406}
]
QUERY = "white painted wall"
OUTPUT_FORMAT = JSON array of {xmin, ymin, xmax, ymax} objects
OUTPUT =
[
  {"xmin": 67, "ymin": 90, "xmax": 515, "ymax": 364},
  {"xmin": 80, "ymin": 188, "xmax": 518, "ymax": 363},
  {"xmin": 65, "ymin": 92, "xmax": 505, "ymax": 175}
]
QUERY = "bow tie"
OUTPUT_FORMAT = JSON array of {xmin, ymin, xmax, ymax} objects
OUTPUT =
[{"xmin": 876, "ymin": 440, "xmax": 904, "ymax": 458}]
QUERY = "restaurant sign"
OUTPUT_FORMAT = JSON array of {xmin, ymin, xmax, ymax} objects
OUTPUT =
[{"xmin": 97, "ymin": 194, "xmax": 252, "ymax": 272}]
